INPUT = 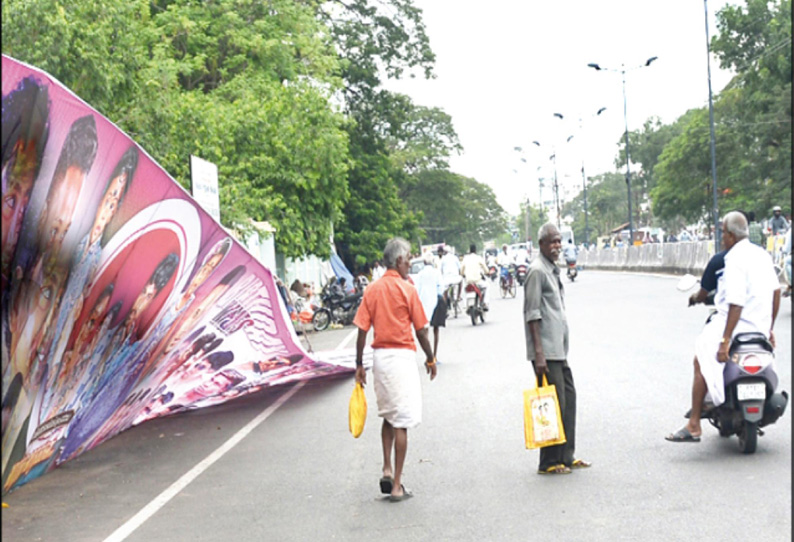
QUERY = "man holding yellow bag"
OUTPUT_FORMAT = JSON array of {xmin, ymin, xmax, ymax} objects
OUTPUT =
[
  {"xmin": 524, "ymin": 223, "xmax": 591, "ymax": 475},
  {"xmin": 354, "ymin": 237, "xmax": 437, "ymax": 502}
]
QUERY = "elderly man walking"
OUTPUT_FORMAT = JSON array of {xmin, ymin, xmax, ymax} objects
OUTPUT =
[
  {"xmin": 524, "ymin": 223, "xmax": 591, "ymax": 475},
  {"xmin": 354, "ymin": 238, "xmax": 437, "ymax": 502}
]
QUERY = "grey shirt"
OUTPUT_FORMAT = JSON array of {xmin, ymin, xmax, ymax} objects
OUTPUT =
[{"xmin": 523, "ymin": 253, "xmax": 569, "ymax": 361}]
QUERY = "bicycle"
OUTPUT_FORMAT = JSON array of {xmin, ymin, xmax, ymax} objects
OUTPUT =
[
  {"xmin": 444, "ymin": 278, "xmax": 462, "ymax": 318},
  {"xmin": 499, "ymin": 265, "xmax": 517, "ymax": 298}
]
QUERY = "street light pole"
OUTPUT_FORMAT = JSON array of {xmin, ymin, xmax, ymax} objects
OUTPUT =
[
  {"xmin": 589, "ymin": 57, "xmax": 657, "ymax": 247},
  {"xmin": 704, "ymin": 0, "xmax": 721, "ymax": 248},
  {"xmin": 621, "ymin": 67, "xmax": 635, "ymax": 246}
]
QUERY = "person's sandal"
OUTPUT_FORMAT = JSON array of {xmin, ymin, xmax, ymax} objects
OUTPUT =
[{"xmin": 538, "ymin": 464, "xmax": 571, "ymax": 475}]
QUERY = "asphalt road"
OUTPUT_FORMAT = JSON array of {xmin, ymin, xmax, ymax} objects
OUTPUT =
[{"xmin": 3, "ymin": 271, "xmax": 791, "ymax": 542}]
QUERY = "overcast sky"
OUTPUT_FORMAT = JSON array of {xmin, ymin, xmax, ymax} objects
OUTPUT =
[{"xmin": 386, "ymin": 0, "xmax": 738, "ymax": 215}]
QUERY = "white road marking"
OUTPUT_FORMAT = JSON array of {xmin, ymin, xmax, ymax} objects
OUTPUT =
[
  {"xmin": 103, "ymin": 381, "xmax": 306, "ymax": 542},
  {"xmin": 337, "ymin": 328, "xmax": 358, "ymax": 350}
]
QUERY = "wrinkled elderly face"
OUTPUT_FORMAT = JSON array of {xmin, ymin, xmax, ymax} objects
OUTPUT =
[{"xmin": 540, "ymin": 228, "xmax": 562, "ymax": 261}]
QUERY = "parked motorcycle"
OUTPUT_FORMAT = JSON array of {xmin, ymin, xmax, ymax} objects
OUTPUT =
[
  {"xmin": 678, "ymin": 275, "xmax": 788, "ymax": 453},
  {"xmin": 311, "ymin": 284, "xmax": 362, "ymax": 331},
  {"xmin": 566, "ymin": 260, "xmax": 578, "ymax": 282},
  {"xmin": 515, "ymin": 263, "xmax": 528, "ymax": 286},
  {"xmin": 464, "ymin": 282, "xmax": 485, "ymax": 326}
]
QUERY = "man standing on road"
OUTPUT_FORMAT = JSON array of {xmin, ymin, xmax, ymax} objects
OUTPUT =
[
  {"xmin": 354, "ymin": 238, "xmax": 437, "ymax": 502},
  {"xmin": 666, "ymin": 211, "xmax": 781, "ymax": 442},
  {"xmin": 524, "ymin": 223, "xmax": 590, "ymax": 475}
]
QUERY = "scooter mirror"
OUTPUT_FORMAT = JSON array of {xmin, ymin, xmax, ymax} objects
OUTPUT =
[{"xmin": 676, "ymin": 274, "xmax": 699, "ymax": 292}]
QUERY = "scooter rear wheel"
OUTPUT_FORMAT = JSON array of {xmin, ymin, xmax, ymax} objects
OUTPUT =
[{"xmin": 738, "ymin": 421, "xmax": 758, "ymax": 454}]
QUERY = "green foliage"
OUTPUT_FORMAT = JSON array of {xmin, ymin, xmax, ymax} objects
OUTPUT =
[
  {"xmin": 515, "ymin": 202, "xmax": 549, "ymax": 245},
  {"xmin": 562, "ymin": 172, "xmax": 629, "ymax": 242},
  {"xmin": 403, "ymin": 169, "xmax": 507, "ymax": 254}
]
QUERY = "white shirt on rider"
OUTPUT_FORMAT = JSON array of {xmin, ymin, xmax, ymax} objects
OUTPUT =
[
  {"xmin": 440, "ymin": 252, "xmax": 461, "ymax": 278},
  {"xmin": 515, "ymin": 247, "xmax": 529, "ymax": 265},
  {"xmin": 717, "ymin": 238, "xmax": 780, "ymax": 336},
  {"xmin": 496, "ymin": 250, "xmax": 512, "ymax": 268}
]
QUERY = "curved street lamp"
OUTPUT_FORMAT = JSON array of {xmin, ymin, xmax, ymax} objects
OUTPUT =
[{"xmin": 588, "ymin": 57, "xmax": 657, "ymax": 246}]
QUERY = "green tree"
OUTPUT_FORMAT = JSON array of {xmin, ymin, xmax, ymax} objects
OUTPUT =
[
  {"xmin": 562, "ymin": 172, "xmax": 629, "ymax": 241},
  {"xmin": 402, "ymin": 169, "xmax": 506, "ymax": 253}
]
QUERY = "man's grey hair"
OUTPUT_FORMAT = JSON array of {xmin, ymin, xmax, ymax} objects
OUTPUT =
[
  {"xmin": 537, "ymin": 222, "xmax": 559, "ymax": 243},
  {"xmin": 723, "ymin": 211, "xmax": 749, "ymax": 239},
  {"xmin": 383, "ymin": 237, "xmax": 411, "ymax": 269}
]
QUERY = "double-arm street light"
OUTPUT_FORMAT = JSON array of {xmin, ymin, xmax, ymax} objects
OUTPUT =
[
  {"xmin": 533, "ymin": 137, "xmax": 572, "ymax": 228},
  {"xmin": 588, "ymin": 57, "xmax": 657, "ymax": 246},
  {"xmin": 552, "ymin": 108, "xmax": 607, "ymax": 247}
]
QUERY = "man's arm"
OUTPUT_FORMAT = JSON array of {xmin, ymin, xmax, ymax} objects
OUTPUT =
[
  {"xmin": 769, "ymin": 288, "xmax": 781, "ymax": 347},
  {"xmin": 689, "ymin": 287, "xmax": 709, "ymax": 306},
  {"xmin": 717, "ymin": 304, "xmax": 743, "ymax": 362},
  {"xmin": 528, "ymin": 320, "xmax": 547, "ymax": 377},
  {"xmin": 415, "ymin": 327, "xmax": 437, "ymax": 380},
  {"xmin": 355, "ymin": 327, "xmax": 368, "ymax": 385}
]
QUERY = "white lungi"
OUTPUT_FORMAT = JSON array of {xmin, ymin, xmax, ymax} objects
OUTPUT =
[
  {"xmin": 372, "ymin": 348, "xmax": 422, "ymax": 429},
  {"xmin": 695, "ymin": 313, "xmax": 770, "ymax": 407}
]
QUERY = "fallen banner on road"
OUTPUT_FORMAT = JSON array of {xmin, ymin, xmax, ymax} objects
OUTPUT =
[{"xmin": 0, "ymin": 55, "xmax": 352, "ymax": 494}]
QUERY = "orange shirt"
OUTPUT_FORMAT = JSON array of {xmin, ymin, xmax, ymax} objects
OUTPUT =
[{"xmin": 353, "ymin": 269, "xmax": 428, "ymax": 350}]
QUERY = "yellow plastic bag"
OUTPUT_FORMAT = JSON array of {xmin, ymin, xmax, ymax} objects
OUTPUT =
[
  {"xmin": 523, "ymin": 374, "xmax": 567, "ymax": 449},
  {"xmin": 348, "ymin": 382, "xmax": 367, "ymax": 438}
]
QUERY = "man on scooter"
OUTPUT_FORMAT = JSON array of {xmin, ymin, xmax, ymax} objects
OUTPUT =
[
  {"xmin": 461, "ymin": 243, "xmax": 489, "ymax": 311},
  {"xmin": 563, "ymin": 239, "xmax": 577, "ymax": 266},
  {"xmin": 666, "ymin": 211, "xmax": 782, "ymax": 443}
]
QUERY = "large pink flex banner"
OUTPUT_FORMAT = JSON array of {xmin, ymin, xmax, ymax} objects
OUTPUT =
[{"xmin": 1, "ymin": 55, "xmax": 351, "ymax": 494}]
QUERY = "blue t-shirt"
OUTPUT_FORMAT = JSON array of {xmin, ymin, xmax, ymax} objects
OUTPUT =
[{"xmin": 700, "ymin": 250, "xmax": 726, "ymax": 293}]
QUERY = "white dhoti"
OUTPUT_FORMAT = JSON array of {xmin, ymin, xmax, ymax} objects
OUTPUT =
[
  {"xmin": 372, "ymin": 348, "xmax": 422, "ymax": 429},
  {"xmin": 695, "ymin": 314, "xmax": 765, "ymax": 407}
]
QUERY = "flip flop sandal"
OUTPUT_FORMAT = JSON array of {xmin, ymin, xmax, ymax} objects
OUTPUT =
[
  {"xmin": 389, "ymin": 484, "xmax": 413, "ymax": 502},
  {"xmin": 665, "ymin": 427, "xmax": 701, "ymax": 442},
  {"xmin": 379, "ymin": 476, "xmax": 394, "ymax": 494},
  {"xmin": 571, "ymin": 459, "xmax": 592, "ymax": 469},
  {"xmin": 538, "ymin": 464, "xmax": 571, "ymax": 475}
]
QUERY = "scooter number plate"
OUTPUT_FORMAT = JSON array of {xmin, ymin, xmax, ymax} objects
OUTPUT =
[{"xmin": 737, "ymin": 383, "xmax": 766, "ymax": 401}]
